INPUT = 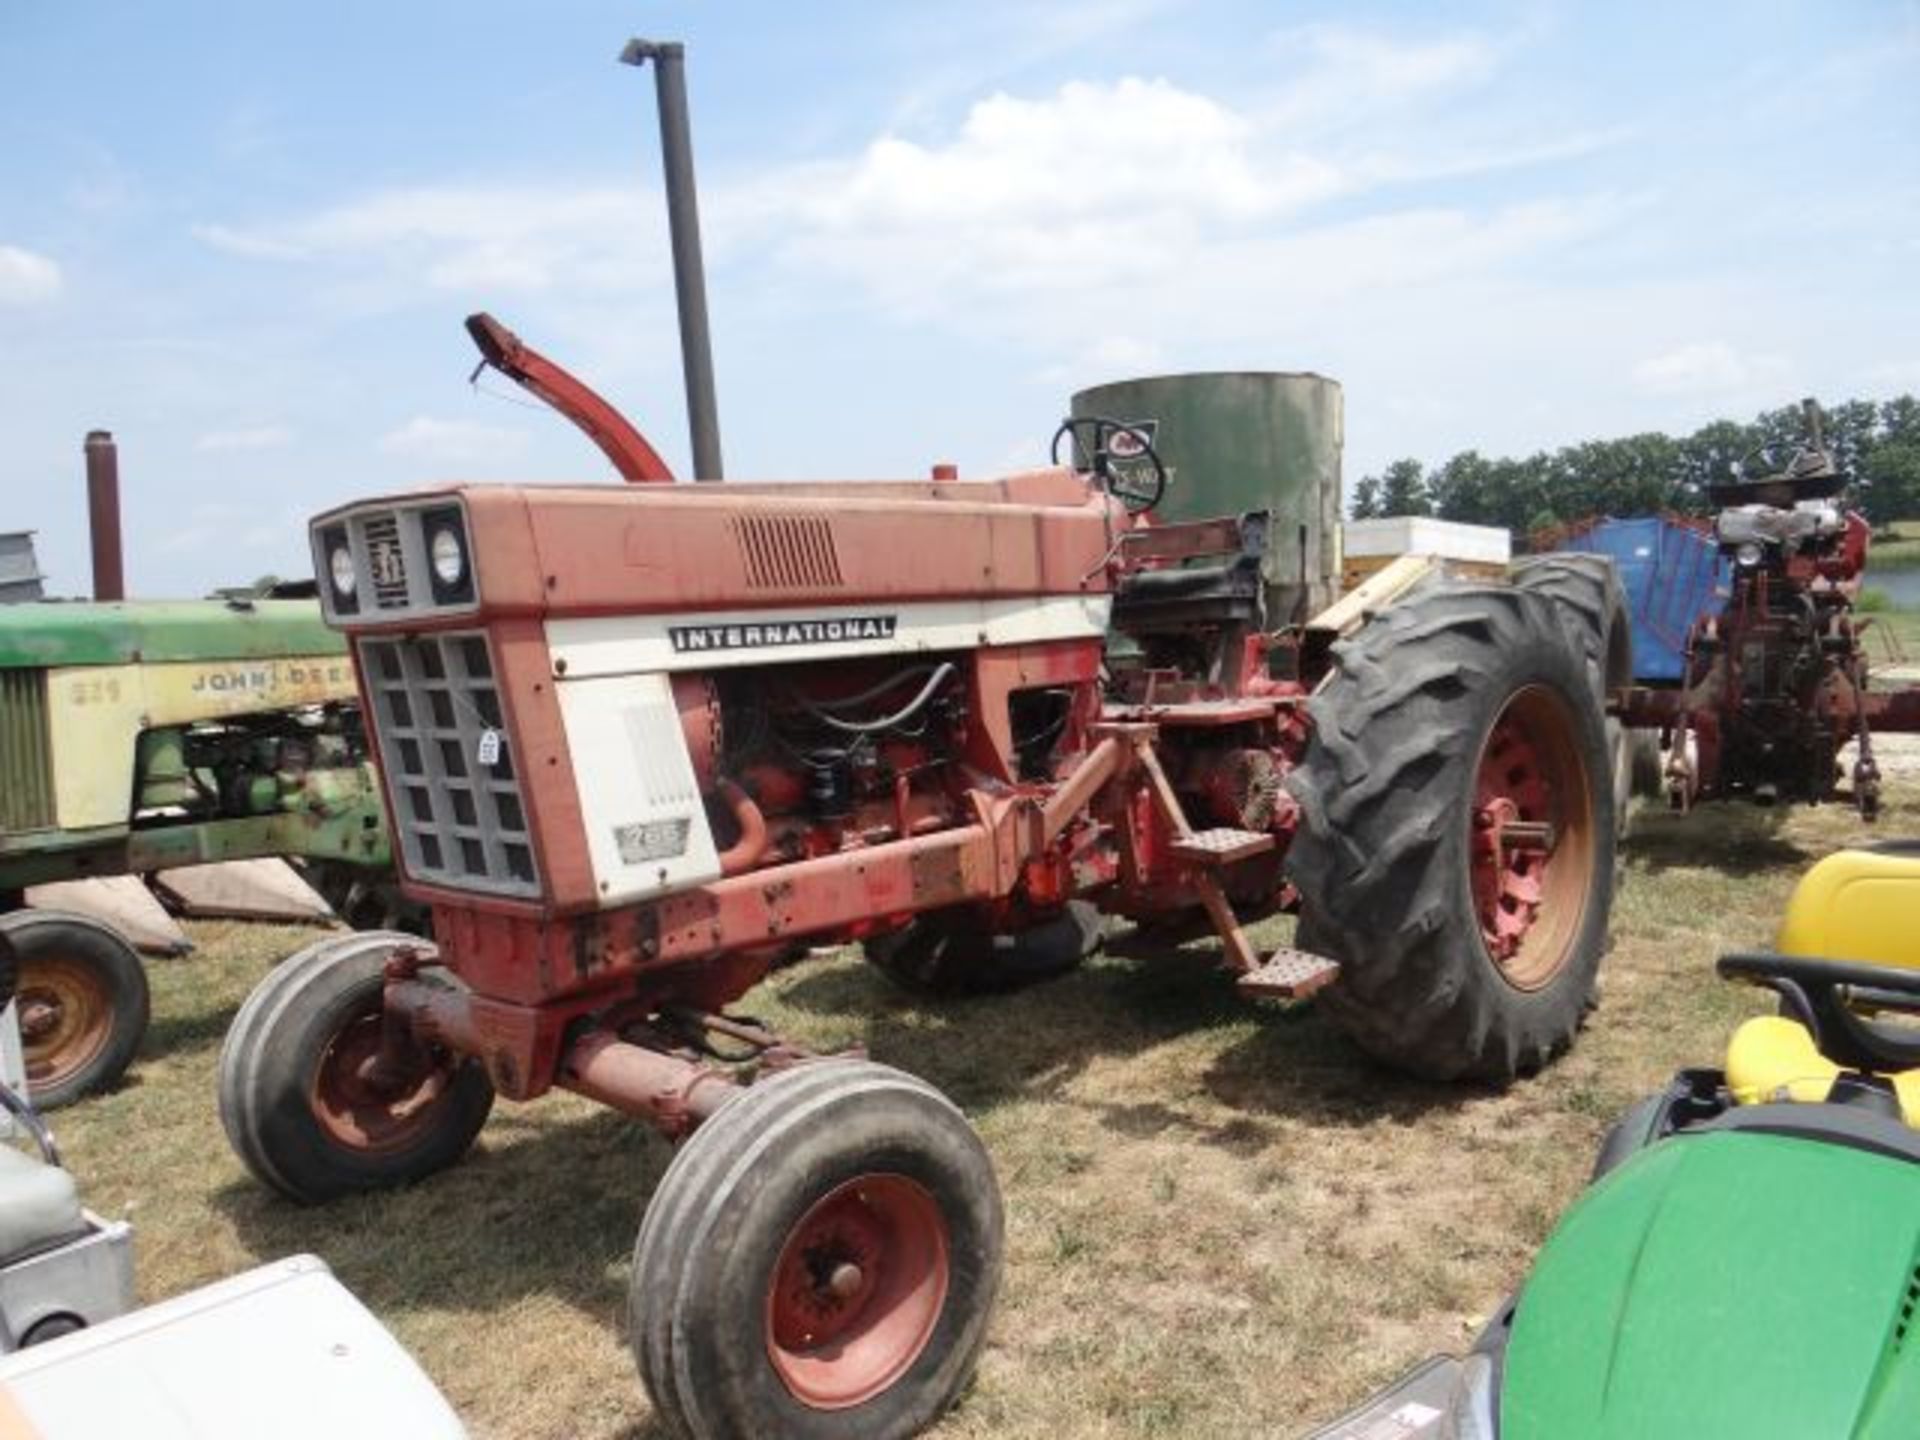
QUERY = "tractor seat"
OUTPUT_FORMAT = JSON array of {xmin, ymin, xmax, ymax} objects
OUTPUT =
[
  {"xmin": 1724, "ymin": 845, "xmax": 1920, "ymax": 1126},
  {"xmin": 0, "ymin": 1146, "xmax": 86, "ymax": 1262},
  {"xmin": 1725, "ymin": 1016, "xmax": 1920, "ymax": 1125}
]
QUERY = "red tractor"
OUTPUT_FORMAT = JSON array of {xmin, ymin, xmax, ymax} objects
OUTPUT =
[
  {"xmin": 1614, "ymin": 400, "xmax": 1920, "ymax": 818},
  {"xmin": 218, "ymin": 317, "xmax": 1621, "ymax": 1438}
]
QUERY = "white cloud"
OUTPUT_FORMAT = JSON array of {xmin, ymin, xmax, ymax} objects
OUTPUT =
[
  {"xmin": 195, "ymin": 424, "xmax": 292, "ymax": 453},
  {"xmin": 195, "ymin": 185, "xmax": 658, "ymax": 295},
  {"xmin": 378, "ymin": 415, "xmax": 528, "ymax": 464},
  {"xmin": 192, "ymin": 223, "xmax": 311, "ymax": 261},
  {"xmin": 1259, "ymin": 23, "xmax": 1499, "ymax": 130},
  {"xmin": 0, "ymin": 245, "xmax": 62, "ymax": 304},
  {"xmin": 1632, "ymin": 340, "xmax": 1789, "ymax": 396}
]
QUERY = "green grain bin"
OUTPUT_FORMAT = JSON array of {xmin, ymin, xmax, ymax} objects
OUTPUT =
[{"xmin": 1071, "ymin": 372, "xmax": 1343, "ymax": 622}]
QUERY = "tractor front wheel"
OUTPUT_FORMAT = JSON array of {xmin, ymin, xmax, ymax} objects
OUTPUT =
[
  {"xmin": 863, "ymin": 901, "xmax": 1101, "ymax": 997},
  {"xmin": 1, "ymin": 910, "xmax": 150, "ymax": 1110},
  {"xmin": 631, "ymin": 1059, "xmax": 1001, "ymax": 1439},
  {"xmin": 217, "ymin": 930, "xmax": 493, "ymax": 1204},
  {"xmin": 1286, "ymin": 582, "xmax": 1616, "ymax": 1082}
]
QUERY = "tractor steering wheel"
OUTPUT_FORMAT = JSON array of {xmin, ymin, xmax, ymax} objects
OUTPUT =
[
  {"xmin": 1718, "ymin": 952, "xmax": 1920, "ymax": 1075},
  {"xmin": 1050, "ymin": 416, "xmax": 1168, "ymax": 514}
]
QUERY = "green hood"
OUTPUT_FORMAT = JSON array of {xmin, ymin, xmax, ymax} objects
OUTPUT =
[
  {"xmin": 1504, "ymin": 1127, "xmax": 1920, "ymax": 1438},
  {"xmin": 0, "ymin": 599, "xmax": 343, "ymax": 669}
]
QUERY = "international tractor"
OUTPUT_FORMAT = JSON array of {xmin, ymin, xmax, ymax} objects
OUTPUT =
[
  {"xmin": 1606, "ymin": 400, "xmax": 1920, "ymax": 818},
  {"xmin": 0, "ymin": 588, "xmax": 397, "ymax": 1107},
  {"xmin": 214, "ymin": 313, "xmax": 1623, "ymax": 1439}
]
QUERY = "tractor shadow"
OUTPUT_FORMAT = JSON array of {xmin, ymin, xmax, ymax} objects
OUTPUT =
[
  {"xmin": 1619, "ymin": 801, "xmax": 1812, "ymax": 876},
  {"xmin": 141, "ymin": 997, "xmax": 244, "ymax": 1057},
  {"xmin": 771, "ymin": 924, "xmax": 1475, "ymax": 1145},
  {"xmin": 214, "ymin": 1102, "xmax": 668, "ymax": 1343}
]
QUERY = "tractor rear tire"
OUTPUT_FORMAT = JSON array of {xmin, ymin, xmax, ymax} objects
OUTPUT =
[
  {"xmin": 1510, "ymin": 555, "xmax": 1634, "ymax": 838},
  {"xmin": 217, "ymin": 930, "xmax": 493, "ymax": 1204},
  {"xmin": 631, "ymin": 1059, "xmax": 1001, "ymax": 1440},
  {"xmin": 1, "ymin": 910, "xmax": 150, "ymax": 1110},
  {"xmin": 1286, "ymin": 582, "xmax": 1616, "ymax": 1083},
  {"xmin": 863, "ymin": 902, "xmax": 1101, "ymax": 997}
]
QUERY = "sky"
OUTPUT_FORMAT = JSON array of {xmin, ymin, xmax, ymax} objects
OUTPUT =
[{"xmin": 2, "ymin": 0, "xmax": 1917, "ymax": 597}]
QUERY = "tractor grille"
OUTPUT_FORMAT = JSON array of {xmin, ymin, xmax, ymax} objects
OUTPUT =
[
  {"xmin": 732, "ymin": 511, "xmax": 845, "ymax": 590},
  {"xmin": 363, "ymin": 513, "xmax": 411, "ymax": 610},
  {"xmin": 0, "ymin": 669, "xmax": 55, "ymax": 832},
  {"xmin": 358, "ymin": 632, "xmax": 539, "ymax": 897}
]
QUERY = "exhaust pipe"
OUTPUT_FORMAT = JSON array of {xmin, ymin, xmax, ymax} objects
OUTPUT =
[
  {"xmin": 84, "ymin": 430, "xmax": 125, "ymax": 601},
  {"xmin": 619, "ymin": 38, "xmax": 724, "ymax": 482}
]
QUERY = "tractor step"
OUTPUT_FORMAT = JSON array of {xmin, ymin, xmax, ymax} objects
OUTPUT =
[
  {"xmin": 1237, "ymin": 946, "xmax": 1341, "ymax": 1001},
  {"xmin": 1170, "ymin": 828, "xmax": 1276, "ymax": 866}
]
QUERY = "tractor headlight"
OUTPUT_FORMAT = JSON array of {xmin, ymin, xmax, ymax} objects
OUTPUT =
[
  {"xmin": 1736, "ymin": 540, "xmax": 1764, "ymax": 568},
  {"xmin": 430, "ymin": 525, "xmax": 466, "ymax": 587},
  {"xmin": 317, "ymin": 522, "xmax": 358, "ymax": 616},
  {"xmin": 421, "ymin": 505, "xmax": 475, "ymax": 605}
]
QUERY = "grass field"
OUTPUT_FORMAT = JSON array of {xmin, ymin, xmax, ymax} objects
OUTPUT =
[
  {"xmin": 1870, "ymin": 520, "xmax": 1920, "ymax": 570},
  {"xmin": 45, "ymin": 779, "xmax": 1918, "ymax": 1439}
]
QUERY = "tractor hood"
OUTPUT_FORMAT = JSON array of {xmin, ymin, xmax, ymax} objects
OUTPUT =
[
  {"xmin": 1503, "ymin": 1120, "xmax": 1920, "ymax": 1438},
  {"xmin": 0, "ymin": 599, "xmax": 342, "ymax": 669}
]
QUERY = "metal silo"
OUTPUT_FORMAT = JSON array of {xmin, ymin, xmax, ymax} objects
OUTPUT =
[{"xmin": 1070, "ymin": 372, "xmax": 1343, "ymax": 622}]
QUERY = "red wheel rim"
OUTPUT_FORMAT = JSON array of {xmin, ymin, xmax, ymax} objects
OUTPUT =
[
  {"xmin": 764, "ymin": 1173, "xmax": 950, "ymax": 1410},
  {"xmin": 1470, "ymin": 685, "xmax": 1594, "ymax": 990},
  {"xmin": 18, "ymin": 957, "xmax": 114, "ymax": 1092},
  {"xmin": 307, "ymin": 1009, "xmax": 455, "ymax": 1153}
]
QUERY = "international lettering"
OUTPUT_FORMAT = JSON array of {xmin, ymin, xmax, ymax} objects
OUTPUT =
[{"xmin": 668, "ymin": 615, "xmax": 898, "ymax": 653}]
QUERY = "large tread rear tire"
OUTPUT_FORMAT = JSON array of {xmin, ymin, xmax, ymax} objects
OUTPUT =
[
  {"xmin": 863, "ymin": 902, "xmax": 1101, "ymax": 997},
  {"xmin": 217, "ymin": 930, "xmax": 493, "ymax": 1204},
  {"xmin": 1286, "ymin": 582, "xmax": 1616, "ymax": 1082},
  {"xmin": 631, "ymin": 1059, "xmax": 1001, "ymax": 1439},
  {"xmin": 1510, "ymin": 554, "xmax": 1634, "ymax": 838},
  {"xmin": 1, "ymin": 910, "xmax": 150, "ymax": 1110}
]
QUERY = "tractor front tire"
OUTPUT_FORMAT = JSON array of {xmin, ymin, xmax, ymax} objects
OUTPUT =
[
  {"xmin": 631, "ymin": 1059, "xmax": 1002, "ymax": 1440},
  {"xmin": 863, "ymin": 902, "xmax": 1101, "ymax": 997},
  {"xmin": 1287, "ymin": 582, "xmax": 1617, "ymax": 1082},
  {"xmin": 217, "ymin": 930, "xmax": 493, "ymax": 1204},
  {"xmin": 1, "ymin": 910, "xmax": 150, "ymax": 1110}
]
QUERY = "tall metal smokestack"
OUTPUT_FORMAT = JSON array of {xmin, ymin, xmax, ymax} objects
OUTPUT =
[
  {"xmin": 84, "ymin": 430, "xmax": 125, "ymax": 601},
  {"xmin": 619, "ymin": 38, "xmax": 724, "ymax": 481}
]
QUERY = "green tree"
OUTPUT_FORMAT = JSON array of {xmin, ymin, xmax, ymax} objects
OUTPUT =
[{"xmin": 1375, "ymin": 458, "xmax": 1431, "ymax": 517}]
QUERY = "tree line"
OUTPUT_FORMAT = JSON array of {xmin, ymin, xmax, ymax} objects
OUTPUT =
[{"xmin": 1350, "ymin": 395, "xmax": 1920, "ymax": 535}]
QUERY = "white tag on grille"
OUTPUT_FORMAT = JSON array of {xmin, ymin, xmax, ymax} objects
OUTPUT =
[{"xmin": 476, "ymin": 728, "xmax": 502, "ymax": 767}]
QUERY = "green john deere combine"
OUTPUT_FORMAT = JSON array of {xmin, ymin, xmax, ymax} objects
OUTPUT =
[{"xmin": 0, "ymin": 595, "xmax": 394, "ymax": 1106}]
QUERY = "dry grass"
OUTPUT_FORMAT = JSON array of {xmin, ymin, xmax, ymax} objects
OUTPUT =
[{"xmin": 45, "ymin": 778, "xmax": 1917, "ymax": 1439}]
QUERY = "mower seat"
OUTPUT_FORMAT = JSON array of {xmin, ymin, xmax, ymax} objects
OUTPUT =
[
  {"xmin": 0, "ymin": 1149, "xmax": 85, "ymax": 1263},
  {"xmin": 1725, "ymin": 1016, "xmax": 1920, "ymax": 1126},
  {"xmin": 1774, "ymin": 843, "xmax": 1920, "ymax": 971},
  {"xmin": 1726, "ymin": 845, "xmax": 1920, "ymax": 1122}
]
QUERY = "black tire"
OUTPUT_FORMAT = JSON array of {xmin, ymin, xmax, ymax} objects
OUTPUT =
[
  {"xmin": 1627, "ymin": 728, "xmax": 1664, "ymax": 799},
  {"xmin": 0, "ymin": 910, "xmax": 150, "ymax": 1110},
  {"xmin": 1286, "ymin": 582, "xmax": 1617, "ymax": 1082},
  {"xmin": 632, "ymin": 1059, "xmax": 1002, "ymax": 1440},
  {"xmin": 863, "ymin": 901, "xmax": 1101, "ymax": 997},
  {"xmin": 1590, "ymin": 1091, "xmax": 1674, "ymax": 1181},
  {"xmin": 1510, "ymin": 555, "xmax": 1634, "ymax": 839},
  {"xmin": 217, "ymin": 930, "xmax": 493, "ymax": 1204}
]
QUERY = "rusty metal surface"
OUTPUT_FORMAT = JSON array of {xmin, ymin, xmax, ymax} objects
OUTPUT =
[
  {"xmin": 465, "ymin": 313, "xmax": 674, "ymax": 484},
  {"xmin": 1236, "ymin": 946, "xmax": 1340, "ymax": 1000},
  {"xmin": 1168, "ymin": 828, "xmax": 1277, "ymax": 866},
  {"xmin": 557, "ymin": 1029, "xmax": 736, "ymax": 1136},
  {"xmin": 83, "ymin": 431, "xmax": 123, "ymax": 602}
]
